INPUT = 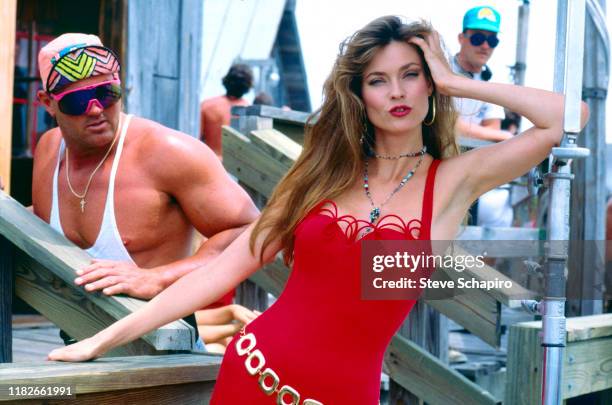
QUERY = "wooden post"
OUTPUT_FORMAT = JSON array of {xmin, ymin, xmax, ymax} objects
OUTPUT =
[
  {"xmin": 229, "ymin": 113, "xmax": 273, "ymax": 312},
  {"xmin": 0, "ymin": 0, "xmax": 17, "ymax": 195},
  {"xmin": 567, "ymin": 2, "xmax": 607, "ymax": 316},
  {"xmin": 0, "ymin": 236, "xmax": 13, "ymax": 363},
  {"xmin": 235, "ymin": 186, "xmax": 268, "ymax": 311}
]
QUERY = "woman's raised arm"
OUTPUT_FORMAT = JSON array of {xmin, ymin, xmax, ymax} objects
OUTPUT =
[{"xmin": 409, "ymin": 32, "xmax": 589, "ymax": 204}]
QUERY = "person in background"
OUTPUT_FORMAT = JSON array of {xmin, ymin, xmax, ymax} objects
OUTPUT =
[
  {"xmin": 502, "ymin": 110, "xmax": 521, "ymax": 135},
  {"xmin": 253, "ymin": 91, "xmax": 274, "ymax": 106},
  {"xmin": 451, "ymin": 6, "xmax": 512, "ymax": 142},
  {"xmin": 200, "ymin": 64, "xmax": 253, "ymax": 159},
  {"xmin": 453, "ymin": 6, "xmax": 515, "ymax": 228}
]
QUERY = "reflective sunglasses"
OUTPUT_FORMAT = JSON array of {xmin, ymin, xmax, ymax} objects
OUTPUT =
[
  {"xmin": 466, "ymin": 32, "xmax": 499, "ymax": 48},
  {"xmin": 50, "ymin": 80, "xmax": 122, "ymax": 115}
]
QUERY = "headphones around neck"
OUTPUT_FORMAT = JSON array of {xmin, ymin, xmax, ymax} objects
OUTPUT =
[{"xmin": 454, "ymin": 55, "xmax": 492, "ymax": 81}]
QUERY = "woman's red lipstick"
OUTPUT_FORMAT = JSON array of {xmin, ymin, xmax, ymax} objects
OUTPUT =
[{"xmin": 389, "ymin": 105, "xmax": 412, "ymax": 117}]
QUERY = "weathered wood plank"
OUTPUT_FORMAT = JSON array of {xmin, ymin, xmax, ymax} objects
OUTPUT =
[
  {"xmin": 14, "ymin": 251, "xmax": 151, "ymax": 357},
  {"xmin": 508, "ymin": 314, "xmax": 612, "ymax": 342},
  {"xmin": 1, "ymin": 381, "xmax": 215, "ymax": 405},
  {"xmin": 427, "ymin": 296, "xmax": 501, "ymax": 348},
  {"xmin": 0, "ymin": 237, "xmax": 13, "ymax": 363},
  {"xmin": 506, "ymin": 315, "xmax": 612, "ymax": 403},
  {"xmin": 0, "ymin": 354, "xmax": 220, "ymax": 402},
  {"xmin": 0, "ymin": 0, "xmax": 16, "ymax": 195},
  {"xmin": 250, "ymin": 128, "xmax": 302, "ymax": 166},
  {"xmin": 231, "ymin": 105, "xmax": 310, "ymax": 145},
  {"xmin": 564, "ymin": 314, "xmax": 612, "ymax": 342},
  {"xmin": 12, "ymin": 329, "xmax": 61, "ymax": 345},
  {"xmin": 249, "ymin": 256, "xmax": 289, "ymax": 297},
  {"xmin": 0, "ymin": 191, "xmax": 194, "ymax": 352},
  {"xmin": 390, "ymin": 301, "xmax": 448, "ymax": 404},
  {"xmin": 384, "ymin": 334, "xmax": 497, "ymax": 405},
  {"xmin": 233, "ymin": 105, "xmax": 311, "ymax": 125},
  {"xmin": 222, "ymin": 127, "xmax": 288, "ymax": 197}
]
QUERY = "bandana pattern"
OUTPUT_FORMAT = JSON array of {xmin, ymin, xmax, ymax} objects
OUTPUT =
[{"xmin": 47, "ymin": 47, "xmax": 120, "ymax": 93}]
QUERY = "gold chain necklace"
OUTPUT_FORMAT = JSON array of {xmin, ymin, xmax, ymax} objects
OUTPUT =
[{"xmin": 65, "ymin": 115, "xmax": 122, "ymax": 213}]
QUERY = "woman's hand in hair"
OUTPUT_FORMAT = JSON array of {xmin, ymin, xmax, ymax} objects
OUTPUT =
[{"xmin": 408, "ymin": 31, "xmax": 458, "ymax": 95}]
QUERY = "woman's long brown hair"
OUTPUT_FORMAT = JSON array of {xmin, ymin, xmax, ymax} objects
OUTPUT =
[{"xmin": 250, "ymin": 16, "xmax": 459, "ymax": 264}]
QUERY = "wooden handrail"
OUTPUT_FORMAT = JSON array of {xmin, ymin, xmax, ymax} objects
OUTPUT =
[{"xmin": 0, "ymin": 191, "xmax": 195, "ymax": 355}]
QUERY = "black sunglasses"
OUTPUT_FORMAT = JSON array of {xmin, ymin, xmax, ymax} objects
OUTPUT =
[{"xmin": 466, "ymin": 32, "xmax": 499, "ymax": 48}]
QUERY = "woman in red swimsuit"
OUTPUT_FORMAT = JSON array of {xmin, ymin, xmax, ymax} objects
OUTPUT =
[{"xmin": 48, "ymin": 16, "xmax": 588, "ymax": 404}]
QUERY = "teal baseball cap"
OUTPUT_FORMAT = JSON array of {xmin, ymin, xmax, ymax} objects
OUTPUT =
[{"xmin": 462, "ymin": 6, "xmax": 501, "ymax": 33}]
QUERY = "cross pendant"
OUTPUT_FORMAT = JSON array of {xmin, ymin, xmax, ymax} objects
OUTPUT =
[{"xmin": 80, "ymin": 199, "xmax": 86, "ymax": 213}]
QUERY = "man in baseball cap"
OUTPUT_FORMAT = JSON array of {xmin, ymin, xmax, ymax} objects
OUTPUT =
[
  {"xmin": 34, "ymin": 34, "xmax": 259, "ymax": 349},
  {"xmin": 451, "ymin": 6, "xmax": 509, "ymax": 141},
  {"xmin": 450, "ymin": 7, "xmax": 515, "ymax": 232}
]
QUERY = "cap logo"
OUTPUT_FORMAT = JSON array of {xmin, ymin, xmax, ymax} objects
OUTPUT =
[
  {"xmin": 477, "ymin": 7, "xmax": 497, "ymax": 22},
  {"xmin": 46, "ymin": 46, "xmax": 120, "ymax": 92},
  {"xmin": 54, "ymin": 50, "xmax": 96, "ymax": 81}
]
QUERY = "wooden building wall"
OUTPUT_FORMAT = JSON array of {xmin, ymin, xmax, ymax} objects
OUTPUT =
[{"xmin": 125, "ymin": 0, "xmax": 203, "ymax": 138}]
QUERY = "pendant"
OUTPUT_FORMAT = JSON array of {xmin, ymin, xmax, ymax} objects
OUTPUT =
[
  {"xmin": 80, "ymin": 199, "xmax": 86, "ymax": 213},
  {"xmin": 369, "ymin": 207, "xmax": 380, "ymax": 223}
]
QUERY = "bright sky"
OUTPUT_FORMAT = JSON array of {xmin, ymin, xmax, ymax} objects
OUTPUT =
[{"xmin": 296, "ymin": 0, "xmax": 611, "ymax": 140}]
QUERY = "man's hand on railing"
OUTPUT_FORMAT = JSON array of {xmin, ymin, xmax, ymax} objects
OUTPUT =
[{"xmin": 75, "ymin": 259, "xmax": 166, "ymax": 299}]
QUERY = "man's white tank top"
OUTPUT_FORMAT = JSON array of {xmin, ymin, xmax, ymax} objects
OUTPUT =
[{"xmin": 49, "ymin": 114, "xmax": 135, "ymax": 263}]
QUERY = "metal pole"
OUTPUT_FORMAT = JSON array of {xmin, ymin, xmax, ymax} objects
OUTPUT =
[
  {"xmin": 541, "ymin": 1, "xmax": 589, "ymax": 403},
  {"xmin": 513, "ymin": 1, "xmax": 530, "ymax": 85}
]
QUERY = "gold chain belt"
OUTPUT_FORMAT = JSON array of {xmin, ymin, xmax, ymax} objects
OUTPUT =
[{"xmin": 235, "ymin": 327, "xmax": 324, "ymax": 405}]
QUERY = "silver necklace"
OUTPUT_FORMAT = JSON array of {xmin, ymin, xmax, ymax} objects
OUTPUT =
[
  {"xmin": 363, "ymin": 146, "xmax": 426, "ymax": 223},
  {"xmin": 374, "ymin": 146, "xmax": 426, "ymax": 160}
]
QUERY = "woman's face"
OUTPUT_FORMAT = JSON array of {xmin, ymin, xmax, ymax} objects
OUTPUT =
[{"xmin": 361, "ymin": 40, "xmax": 432, "ymax": 137}]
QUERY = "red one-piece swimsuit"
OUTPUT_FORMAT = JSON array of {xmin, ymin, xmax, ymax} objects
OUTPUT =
[{"xmin": 211, "ymin": 159, "xmax": 441, "ymax": 405}]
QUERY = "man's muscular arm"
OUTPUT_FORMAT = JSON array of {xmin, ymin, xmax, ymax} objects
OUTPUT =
[
  {"xmin": 152, "ymin": 130, "xmax": 259, "ymax": 286},
  {"xmin": 76, "ymin": 125, "xmax": 259, "ymax": 298}
]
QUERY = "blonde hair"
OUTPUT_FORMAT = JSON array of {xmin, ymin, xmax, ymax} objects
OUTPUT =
[{"xmin": 250, "ymin": 16, "xmax": 459, "ymax": 263}]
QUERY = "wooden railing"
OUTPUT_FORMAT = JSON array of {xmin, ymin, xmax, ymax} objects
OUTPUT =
[
  {"xmin": 0, "ymin": 353, "xmax": 221, "ymax": 403},
  {"xmin": 0, "ymin": 191, "xmax": 196, "ymax": 357}
]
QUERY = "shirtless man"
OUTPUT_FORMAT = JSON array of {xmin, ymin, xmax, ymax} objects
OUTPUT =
[
  {"xmin": 200, "ymin": 63, "xmax": 253, "ymax": 159},
  {"xmin": 32, "ymin": 34, "xmax": 259, "ymax": 344}
]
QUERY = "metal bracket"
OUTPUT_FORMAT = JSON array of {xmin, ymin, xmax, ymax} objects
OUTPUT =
[
  {"xmin": 545, "ymin": 172, "xmax": 574, "ymax": 181},
  {"xmin": 521, "ymin": 299, "xmax": 541, "ymax": 314},
  {"xmin": 523, "ymin": 260, "xmax": 543, "ymax": 277},
  {"xmin": 551, "ymin": 146, "xmax": 590, "ymax": 159},
  {"xmin": 582, "ymin": 87, "xmax": 608, "ymax": 100}
]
